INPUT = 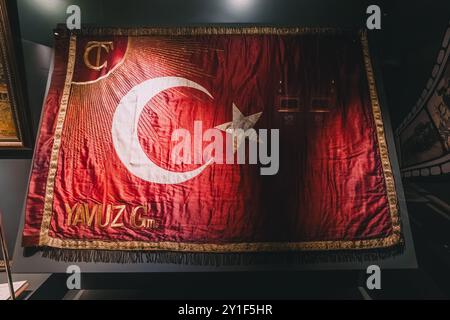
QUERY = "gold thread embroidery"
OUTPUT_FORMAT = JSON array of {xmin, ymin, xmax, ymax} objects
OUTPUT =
[
  {"xmin": 72, "ymin": 37, "xmax": 131, "ymax": 85},
  {"xmin": 39, "ymin": 34, "xmax": 77, "ymax": 245},
  {"xmin": 38, "ymin": 28, "xmax": 402, "ymax": 252}
]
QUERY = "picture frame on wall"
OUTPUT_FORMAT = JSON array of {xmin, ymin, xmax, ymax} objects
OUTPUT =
[{"xmin": 0, "ymin": 0, "xmax": 31, "ymax": 156}]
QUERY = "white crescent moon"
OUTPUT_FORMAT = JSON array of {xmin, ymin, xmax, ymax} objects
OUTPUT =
[{"xmin": 112, "ymin": 76, "xmax": 213, "ymax": 184}]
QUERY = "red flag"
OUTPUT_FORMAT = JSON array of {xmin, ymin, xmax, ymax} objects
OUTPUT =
[{"xmin": 23, "ymin": 28, "xmax": 401, "ymax": 253}]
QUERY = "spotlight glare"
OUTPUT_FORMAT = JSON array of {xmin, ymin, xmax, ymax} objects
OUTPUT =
[
  {"xmin": 226, "ymin": 0, "xmax": 257, "ymax": 13},
  {"xmin": 33, "ymin": 0, "xmax": 65, "ymax": 15}
]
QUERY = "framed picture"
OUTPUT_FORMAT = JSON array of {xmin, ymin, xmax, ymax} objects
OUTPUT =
[{"xmin": 0, "ymin": 0, "xmax": 31, "ymax": 154}]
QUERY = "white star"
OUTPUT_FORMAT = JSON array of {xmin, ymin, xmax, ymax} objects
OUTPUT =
[{"xmin": 215, "ymin": 103, "xmax": 262, "ymax": 152}]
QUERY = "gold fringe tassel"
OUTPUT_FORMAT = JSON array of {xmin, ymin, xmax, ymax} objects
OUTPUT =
[
  {"xmin": 41, "ymin": 245, "xmax": 404, "ymax": 266},
  {"xmin": 55, "ymin": 25, "xmax": 343, "ymax": 37}
]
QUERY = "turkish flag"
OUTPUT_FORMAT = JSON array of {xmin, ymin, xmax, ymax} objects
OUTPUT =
[{"xmin": 22, "ymin": 29, "xmax": 401, "ymax": 253}]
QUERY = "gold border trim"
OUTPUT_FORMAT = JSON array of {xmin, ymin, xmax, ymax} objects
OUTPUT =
[
  {"xmin": 360, "ymin": 30, "xmax": 401, "ymax": 244},
  {"xmin": 37, "ymin": 28, "xmax": 401, "ymax": 252},
  {"xmin": 44, "ymin": 235, "xmax": 399, "ymax": 253},
  {"xmin": 39, "ymin": 35, "xmax": 77, "ymax": 245}
]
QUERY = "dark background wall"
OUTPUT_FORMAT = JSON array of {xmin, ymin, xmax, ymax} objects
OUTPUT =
[
  {"xmin": 1, "ymin": 0, "xmax": 449, "ymax": 258},
  {"xmin": 14, "ymin": 0, "xmax": 450, "ymax": 130}
]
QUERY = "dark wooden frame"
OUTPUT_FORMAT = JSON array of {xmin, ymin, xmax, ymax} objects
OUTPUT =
[{"xmin": 0, "ymin": 0, "xmax": 32, "ymax": 157}]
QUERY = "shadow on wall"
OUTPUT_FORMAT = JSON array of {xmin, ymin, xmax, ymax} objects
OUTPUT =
[
  {"xmin": 0, "ymin": 40, "xmax": 52, "ymax": 258},
  {"xmin": 0, "ymin": 159, "xmax": 31, "ymax": 257}
]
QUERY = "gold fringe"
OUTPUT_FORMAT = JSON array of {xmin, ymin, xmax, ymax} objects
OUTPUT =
[
  {"xmin": 55, "ymin": 25, "xmax": 342, "ymax": 37},
  {"xmin": 42, "ymin": 246, "xmax": 403, "ymax": 265}
]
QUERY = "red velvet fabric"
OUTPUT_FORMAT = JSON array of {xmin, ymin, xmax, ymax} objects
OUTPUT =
[{"xmin": 22, "ymin": 32, "xmax": 398, "ymax": 250}]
